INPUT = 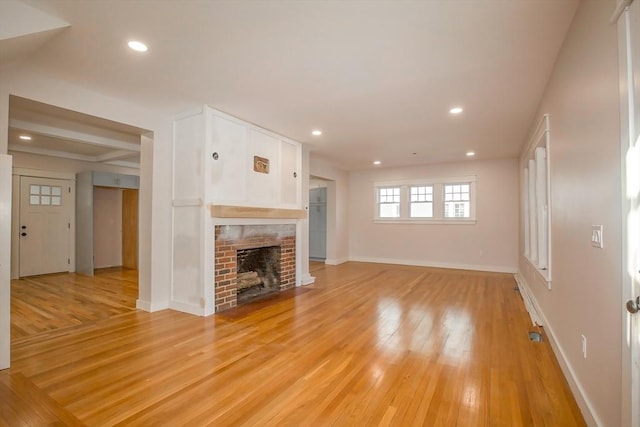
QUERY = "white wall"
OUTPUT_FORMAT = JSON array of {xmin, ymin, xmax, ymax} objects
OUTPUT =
[
  {"xmin": 517, "ymin": 1, "xmax": 622, "ymax": 426},
  {"xmin": 309, "ymin": 155, "xmax": 350, "ymax": 264},
  {"xmin": 0, "ymin": 65, "xmax": 174, "ymax": 368},
  {"xmin": 93, "ymin": 187, "xmax": 122, "ymax": 269},
  {"xmin": 349, "ymin": 158, "xmax": 518, "ymax": 272}
]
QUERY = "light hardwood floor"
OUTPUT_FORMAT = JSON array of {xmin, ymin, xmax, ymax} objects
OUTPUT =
[{"xmin": 1, "ymin": 262, "xmax": 585, "ymax": 426}]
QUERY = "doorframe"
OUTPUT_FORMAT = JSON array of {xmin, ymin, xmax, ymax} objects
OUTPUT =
[
  {"xmin": 616, "ymin": 0, "xmax": 639, "ymax": 425},
  {"xmin": 11, "ymin": 168, "xmax": 76, "ymax": 279},
  {"xmin": 0, "ymin": 154, "xmax": 12, "ymax": 370}
]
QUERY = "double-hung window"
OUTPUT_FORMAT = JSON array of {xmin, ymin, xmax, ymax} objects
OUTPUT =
[
  {"xmin": 378, "ymin": 187, "xmax": 400, "ymax": 218},
  {"xmin": 374, "ymin": 177, "xmax": 476, "ymax": 223},
  {"xmin": 444, "ymin": 183, "xmax": 471, "ymax": 218},
  {"xmin": 410, "ymin": 185, "xmax": 433, "ymax": 218}
]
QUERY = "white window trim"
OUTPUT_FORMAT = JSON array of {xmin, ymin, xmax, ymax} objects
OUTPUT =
[
  {"xmin": 522, "ymin": 114, "xmax": 552, "ymax": 287},
  {"xmin": 373, "ymin": 176, "xmax": 477, "ymax": 224}
]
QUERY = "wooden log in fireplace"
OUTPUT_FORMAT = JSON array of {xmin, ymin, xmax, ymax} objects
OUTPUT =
[{"xmin": 237, "ymin": 271, "xmax": 262, "ymax": 290}]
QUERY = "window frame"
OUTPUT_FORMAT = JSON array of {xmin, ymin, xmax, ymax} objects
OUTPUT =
[
  {"xmin": 522, "ymin": 114, "xmax": 552, "ymax": 287},
  {"xmin": 374, "ymin": 176, "xmax": 476, "ymax": 224},
  {"xmin": 409, "ymin": 185, "xmax": 434, "ymax": 218},
  {"xmin": 443, "ymin": 183, "xmax": 472, "ymax": 219},
  {"xmin": 377, "ymin": 186, "xmax": 401, "ymax": 218}
]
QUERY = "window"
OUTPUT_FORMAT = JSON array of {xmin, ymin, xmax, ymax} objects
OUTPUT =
[
  {"xmin": 410, "ymin": 185, "xmax": 433, "ymax": 218},
  {"xmin": 443, "ymin": 184, "xmax": 470, "ymax": 218},
  {"xmin": 29, "ymin": 185, "xmax": 62, "ymax": 206},
  {"xmin": 522, "ymin": 114, "xmax": 551, "ymax": 285},
  {"xmin": 374, "ymin": 177, "xmax": 476, "ymax": 223},
  {"xmin": 378, "ymin": 187, "xmax": 400, "ymax": 218}
]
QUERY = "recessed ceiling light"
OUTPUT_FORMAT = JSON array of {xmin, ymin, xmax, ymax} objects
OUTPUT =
[
  {"xmin": 466, "ymin": 151, "xmax": 475, "ymax": 157},
  {"xmin": 449, "ymin": 107, "xmax": 464, "ymax": 114},
  {"xmin": 128, "ymin": 40, "xmax": 148, "ymax": 52},
  {"xmin": 373, "ymin": 160, "xmax": 381, "ymax": 165},
  {"xmin": 19, "ymin": 135, "xmax": 32, "ymax": 141},
  {"xmin": 312, "ymin": 130, "xmax": 322, "ymax": 136}
]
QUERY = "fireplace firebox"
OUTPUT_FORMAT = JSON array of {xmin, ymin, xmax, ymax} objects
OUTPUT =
[{"xmin": 214, "ymin": 225, "xmax": 296, "ymax": 312}]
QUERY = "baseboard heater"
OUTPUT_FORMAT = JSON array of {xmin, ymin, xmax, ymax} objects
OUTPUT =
[{"xmin": 514, "ymin": 274, "xmax": 543, "ymax": 326}]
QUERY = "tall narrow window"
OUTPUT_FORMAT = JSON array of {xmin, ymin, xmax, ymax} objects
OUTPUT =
[
  {"xmin": 378, "ymin": 187, "xmax": 400, "ymax": 218},
  {"xmin": 443, "ymin": 183, "xmax": 470, "ymax": 218},
  {"xmin": 522, "ymin": 114, "xmax": 551, "ymax": 285},
  {"xmin": 410, "ymin": 185, "xmax": 433, "ymax": 218}
]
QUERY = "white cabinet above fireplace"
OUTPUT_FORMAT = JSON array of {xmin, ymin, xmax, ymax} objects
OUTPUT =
[{"xmin": 173, "ymin": 106, "xmax": 302, "ymax": 209}]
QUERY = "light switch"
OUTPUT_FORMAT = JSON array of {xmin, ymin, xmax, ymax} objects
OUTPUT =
[{"xmin": 591, "ymin": 225, "xmax": 603, "ymax": 248}]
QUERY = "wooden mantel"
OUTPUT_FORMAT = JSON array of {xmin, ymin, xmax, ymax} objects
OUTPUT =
[{"xmin": 210, "ymin": 205, "xmax": 307, "ymax": 219}]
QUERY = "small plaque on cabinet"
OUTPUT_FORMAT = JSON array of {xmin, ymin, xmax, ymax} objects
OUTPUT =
[{"xmin": 253, "ymin": 156, "xmax": 269, "ymax": 174}]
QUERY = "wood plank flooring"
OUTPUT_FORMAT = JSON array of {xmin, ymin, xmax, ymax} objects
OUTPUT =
[
  {"xmin": 10, "ymin": 267, "xmax": 138, "ymax": 341},
  {"xmin": 2, "ymin": 262, "xmax": 585, "ymax": 426}
]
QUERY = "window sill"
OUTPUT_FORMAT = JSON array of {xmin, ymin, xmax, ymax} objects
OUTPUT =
[
  {"xmin": 524, "ymin": 255, "xmax": 552, "ymax": 289},
  {"xmin": 373, "ymin": 218, "xmax": 476, "ymax": 225}
]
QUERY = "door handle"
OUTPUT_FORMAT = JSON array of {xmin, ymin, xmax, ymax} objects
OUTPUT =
[{"xmin": 627, "ymin": 296, "xmax": 640, "ymax": 314}]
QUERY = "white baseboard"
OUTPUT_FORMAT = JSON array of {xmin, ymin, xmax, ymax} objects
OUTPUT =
[
  {"xmin": 515, "ymin": 271, "xmax": 601, "ymax": 427},
  {"xmin": 136, "ymin": 299, "xmax": 169, "ymax": 313},
  {"xmin": 325, "ymin": 258, "xmax": 349, "ymax": 265},
  {"xmin": 348, "ymin": 256, "xmax": 517, "ymax": 274},
  {"xmin": 300, "ymin": 274, "xmax": 315, "ymax": 285},
  {"xmin": 169, "ymin": 300, "xmax": 205, "ymax": 316}
]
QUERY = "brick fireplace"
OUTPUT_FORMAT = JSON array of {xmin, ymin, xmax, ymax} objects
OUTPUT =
[{"xmin": 214, "ymin": 224, "xmax": 296, "ymax": 312}]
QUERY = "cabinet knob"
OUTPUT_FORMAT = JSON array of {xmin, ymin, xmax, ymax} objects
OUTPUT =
[
  {"xmin": 293, "ymin": 172, "xmax": 297, "ymax": 178},
  {"xmin": 212, "ymin": 152, "xmax": 219, "ymax": 160}
]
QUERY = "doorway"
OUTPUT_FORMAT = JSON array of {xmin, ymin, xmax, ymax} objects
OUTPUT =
[
  {"xmin": 93, "ymin": 187, "xmax": 138, "ymax": 271},
  {"xmin": 309, "ymin": 179, "xmax": 328, "ymax": 262}
]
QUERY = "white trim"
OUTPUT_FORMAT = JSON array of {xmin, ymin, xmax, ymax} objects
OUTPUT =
[
  {"xmin": 12, "ymin": 167, "xmax": 75, "ymax": 180},
  {"xmin": 172, "ymin": 198, "xmax": 203, "ymax": 207},
  {"xmin": 300, "ymin": 273, "xmax": 315, "ymax": 285},
  {"xmin": 515, "ymin": 271, "xmax": 602, "ymax": 427},
  {"xmin": 611, "ymin": 0, "xmax": 632, "ymax": 23},
  {"xmin": 0, "ymin": 154, "xmax": 12, "ymax": 370},
  {"xmin": 374, "ymin": 219, "xmax": 476, "ymax": 225},
  {"xmin": 349, "ymin": 256, "xmax": 517, "ymax": 274},
  {"xmin": 521, "ymin": 114, "xmax": 550, "ymax": 161},
  {"xmin": 136, "ymin": 299, "xmax": 169, "ymax": 313},
  {"xmin": 169, "ymin": 300, "xmax": 204, "ymax": 316},
  {"xmin": 325, "ymin": 257, "xmax": 349, "ymax": 266}
]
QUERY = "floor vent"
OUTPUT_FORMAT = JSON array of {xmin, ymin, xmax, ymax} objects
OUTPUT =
[{"xmin": 528, "ymin": 331, "xmax": 543, "ymax": 342}]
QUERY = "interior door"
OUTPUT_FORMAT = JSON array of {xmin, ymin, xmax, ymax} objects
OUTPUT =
[{"xmin": 19, "ymin": 176, "xmax": 72, "ymax": 277}]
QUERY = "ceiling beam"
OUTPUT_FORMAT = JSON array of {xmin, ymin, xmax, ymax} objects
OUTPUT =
[
  {"xmin": 10, "ymin": 119, "xmax": 141, "ymax": 152},
  {"xmin": 8, "ymin": 143, "xmax": 96, "ymax": 162},
  {"xmin": 103, "ymin": 160, "xmax": 140, "ymax": 169},
  {"xmin": 95, "ymin": 150, "xmax": 138, "ymax": 162}
]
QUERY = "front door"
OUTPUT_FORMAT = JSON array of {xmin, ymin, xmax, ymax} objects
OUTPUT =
[{"xmin": 19, "ymin": 176, "xmax": 72, "ymax": 277}]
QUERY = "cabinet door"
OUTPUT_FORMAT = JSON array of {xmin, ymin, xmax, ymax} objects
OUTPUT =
[
  {"xmin": 246, "ymin": 129, "xmax": 279, "ymax": 205},
  {"xmin": 210, "ymin": 115, "xmax": 247, "ymax": 204},
  {"xmin": 280, "ymin": 140, "xmax": 299, "ymax": 206}
]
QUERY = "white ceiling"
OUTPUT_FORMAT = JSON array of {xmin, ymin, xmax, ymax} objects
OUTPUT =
[{"xmin": 2, "ymin": 0, "xmax": 580, "ymax": 170}]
